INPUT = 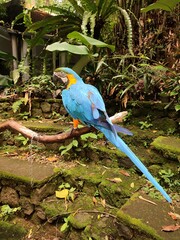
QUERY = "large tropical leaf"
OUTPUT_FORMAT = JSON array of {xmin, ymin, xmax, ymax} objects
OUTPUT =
[
  {"xmin": 141, "ymin": 0, "xmax": 180, "ymax": 12},
  {"xmin": 67, "ymin": 31, "xmax": 115, "ymax": 51},
  {"xmin": 46, "ymin": 42, "xmax": 89, "ymax": 55}
]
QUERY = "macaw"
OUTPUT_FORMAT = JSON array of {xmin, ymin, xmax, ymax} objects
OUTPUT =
[{"xmin": 54, "ymin": 67, "xmax": 171, "ymax": 203}]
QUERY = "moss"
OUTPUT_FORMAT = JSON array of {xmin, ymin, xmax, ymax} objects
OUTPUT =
[
  {"xmin": 152, "ymin": 118, "xmax": 177, "ymax": 132},
  {"xmin": 40, "ymin": 199, "xmax": 67, "ymax": 219},
  {"xmin": 151, "ymin": 136, "xmax": 180, "ymax": 161},
  {"xmin": 0, "ymin": 171, "xmax": 36, "ymax": 186},
  {"xmin": 24, "ymin": 121, "xmax": 67, "ymax": 132},
  {"xmin": 98, "ymin": 171, "xmax": 144, "ymax": 207},
  {"xmin": 68, "ymin": 212, "xmax": 92, "ymax": 229},
  {"xmin": 95, "ymin": 145, "xmax": 126, "ymax": 158},
  {"xmin": 63, "ymin": 164, "xmax": 103, "ymax": 186},
  {"xmin": 0, "ymin": 221, "xmax": 26, "ymax": 240},
  {"xmin": 116, "ymin": 210, "xmax": 163, "ymax": 240}
]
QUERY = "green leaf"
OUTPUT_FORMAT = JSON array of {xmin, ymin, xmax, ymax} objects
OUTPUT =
[
  {"xmin": 151, "ymin": 65, "xmax": 168, "ymax": 71},
  {"xmin": 67, "ymin": 31, "xmax": 115, "ymax": 51},
  {"xmin": 11, "ymin": 69, "xmax": 20, "ymax": 84},
  {"xmin": 175, "ymin": 104, "xmax": 180, "ymax": 111},
  {"xmin": 0, "ymin": 75, "xmax": 13, "ymax": 87},
  {"xmin": 72, "ymin": 139, "xmax": 79, "ymax": 147},
  {"xmin": 141, "ymin": 0, "xmax": 180, "ymax": 12},
  {"xmin": 46, "ymin": 42, "xmax": 89, "ymax": 55},
  {"xmin": 12, "ymin": 99, "xmax": 25, "ymax": 113},
  {"xmin": 64, "ymin": 183, "xmax": 71, "ymax": 189},
  {"xmin": 81, "ymin": 133, "xmax": 97, "ymax": 141},
  {"xmin": 60, "ymin": 222, "xmax": 69, "ymax": 232}
]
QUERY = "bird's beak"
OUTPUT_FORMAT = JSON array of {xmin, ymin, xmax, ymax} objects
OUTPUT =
[{"xmin": 53, "ymin": 70, "xmax": 68, "ymax": 85}]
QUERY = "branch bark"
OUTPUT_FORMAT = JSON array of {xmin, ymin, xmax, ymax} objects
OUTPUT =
[{"xmin": 0, "ymin": 112, "xmax": 128, "ymax": 143}]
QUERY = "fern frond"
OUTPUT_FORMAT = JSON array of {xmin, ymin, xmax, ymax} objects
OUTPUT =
[
  {"xmin": 81, "ymin": 11, "xmax": 91, "ymax": 35},
  {"xmin": 90, "ymin": 13, "xmax": 96, "ymax": 37},
  {"xmin": 118, "ymin": 7, "xmax": 134, "ymax": 56}
]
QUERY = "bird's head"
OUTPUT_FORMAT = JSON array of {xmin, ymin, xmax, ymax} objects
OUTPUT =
[{"xmin": 53, "ymin": 67, "xmax": 82, "ymax": 89}]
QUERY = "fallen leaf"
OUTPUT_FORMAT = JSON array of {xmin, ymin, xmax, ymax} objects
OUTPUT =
[
  {"xmin": 168, "ymin": 212, "xmax": 180, "ymax": 220},
  {"xmin": 119, "ymin": 169, "xmax": 130, "ymax": 177},
  {"xmin": 101, "ymin": 198, "xmax": 106, "ymax": 208},
  {"xmin": 106, "ymin": 178, "xmax": 122, "ymax": 183},
  {"xmin": 56, "ymin": 189, "xmax": 69, "ymax": 199},
  {"xmin": 47, "ymin": 156, "xmax": 58, "ymax": 162},
  {"xmin": 161, "ymin": 225, "xmax": 180, "ymax": 232},
  {"xmin": 130, "ymin": 182, "xmax": 134, "ymax": 188},
  {"xmin": 152, "ymin": 130, "xmax": 157, "ymax": 133},
  {"xmin": 92, "ymin": 197, "xmax": 98, "ymax": 205}
]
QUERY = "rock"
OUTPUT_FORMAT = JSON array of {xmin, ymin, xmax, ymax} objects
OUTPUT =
[
  {"xmin": 31, "ymin": 107, "xmax": 43, "ymax": 117},
  {"xmin": 119, "ymin": 193, "xmax": 180, "ymax": 240},
  {"xmin": 41, "ymin": 102, "xmax": 51, "ymax": 113},
  {"xmin": 31, "ymin": 183, "xmax": 57, "ymax": 204},
  {"xmin": 16, "ymin": 184, "xmax": 32, "ymax": 197},
  {"xmin": 151, "ymin": 136, "xmax": 180, "ymax": 161},
  {"xmin": 0, "ymin": 186, "xmax": 19, "ymax": 207},
  {"xmin": 19, "ymin": 196, "xmax": 34, "ymax": 215},
  {"xmin": 68, "ymin": 212, "xmax": 92, "ymax": 229},
  {"xmin": 36, "ymin": 207, "xmax": 46, "ymax": 220},
  {"xmin": 152, "ymin": 117, "xmax": 177, "ymax": 132}
]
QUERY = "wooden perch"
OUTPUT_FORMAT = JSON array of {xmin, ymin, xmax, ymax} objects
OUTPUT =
[{"xmin": 0, "ymin": 112, "xmax": 128, "ymax": 143}]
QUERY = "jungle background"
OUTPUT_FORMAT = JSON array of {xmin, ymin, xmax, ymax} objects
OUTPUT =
[
  {"xmin": 0, "ymin": 0, "xmax": 179, "ymax": 111},
  {"xmin": 0, "ymin": 1, "xmax": 179, "ymax": 240}
]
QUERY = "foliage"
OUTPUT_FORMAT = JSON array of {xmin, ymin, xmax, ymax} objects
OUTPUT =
[
  {"xmin": 0, "ymin": 205, "xmax": 21, "ymax": 221},
  {"xmin": 14, "ymin": 133, "xmax": 29, "ymax": 146},
  {"xmin": 12, "ymin": 98, "xmax": 27, "ymax": 113},
  {"xmin": 56, "ymin": 182, "xmax": 76, "ymax": 202},
  {"xmin": 59, "ymin": 132, "xmax": 99, "ymax": 155},
  {"xmin": 26, "ymin": 74, "xmax": 55, "ymax": 97},
  {"xmin": 0, "ymin": 74, "xmax": 13, "ymax": 88},
  {"xmin": 60, "ymin": 217, "xmax": 70, "ymax": 232},
  {"xmin": 139, "ymin": 121, "xmax": 153, "ymax": 130},
  {"xmin": 141, "ymin": 0, "xmax": 180, "ymax": 12},
  {"xmin": 158, "ymin": 169, "xmax": 180, "ymax": 189},
  {"xmin": 0, "ymin": 51, "xmax": 16, "ymax": 61},
  {"xmin": 59, "ymin": 139, "xmax": 79, "ymax": 156}
]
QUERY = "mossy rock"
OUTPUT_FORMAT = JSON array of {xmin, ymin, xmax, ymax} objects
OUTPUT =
[
  {"xmin": 151, "ymin": 118, "xmax": 177, "ymax": 132},
  {"xmin": 0, "ymin": 221, "xmax": 26, "ymax": 240},
  {"xmin": 98, "ymin": 171, "xmax": 145, "ymax": 207},
  {"xmin": 119, "ymin": 193, "xmax": 180, "ymax": 240},
  {"xmin": 117, "ymin": 210, "xmax": 162, "ymax": 240},
  {"xmin": 68, "ymin": 212, "xmax": 92, "ymax": 229},
  {"xmin": 151, "ymin": 136, "xmax": 180, "ymax": 161}
]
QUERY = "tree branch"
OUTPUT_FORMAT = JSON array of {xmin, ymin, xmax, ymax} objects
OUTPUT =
[{"xmin": 0, "ymin": 112, "xmax": 128, "ymax": 143}]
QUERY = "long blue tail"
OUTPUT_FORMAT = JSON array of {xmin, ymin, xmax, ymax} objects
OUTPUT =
[{"xmin": 97, "ymin": 126, "xmax": 172, "ymax": 203}]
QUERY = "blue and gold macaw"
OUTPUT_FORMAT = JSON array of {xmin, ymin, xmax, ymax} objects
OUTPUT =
[{"xmin": 54, "ymin": 67, "xmax": 171, "ymax": 203}]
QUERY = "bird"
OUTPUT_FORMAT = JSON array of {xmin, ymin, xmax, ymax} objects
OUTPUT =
[{"xmin": 53, "ymin": 67, "xmax": 171, "ymax": 203}]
